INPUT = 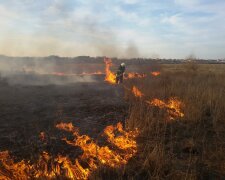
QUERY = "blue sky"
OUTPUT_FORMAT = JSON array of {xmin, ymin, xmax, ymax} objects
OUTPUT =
[{"xmin": 0, "ymin": 0, "xmax": 225, "ymax": 59}]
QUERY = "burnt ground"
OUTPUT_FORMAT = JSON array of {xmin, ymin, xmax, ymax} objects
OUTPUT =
[{"xmin": 0, "ymin": 74, "xmax": 127, "ymax": 162}]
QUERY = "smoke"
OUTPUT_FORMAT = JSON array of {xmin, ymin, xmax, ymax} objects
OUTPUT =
[
  {"xmin": 0, "ymin": 0, "xmax": 142, "ymax": 58},
  {"xmin": 0, "ymin": 57, "xmax": 101, "ymax": 86},
  {"xmin": 0, "ymin": 1, "xmax": 142, "ymax": 82},
  {"xmin": 87, "ymin": 25, "xmax": 121, "ymax": 57},
  {"xmin": 86, "ymin": 24, "xmax": 140, "ymax": 58},
  {"xmin": 3, "ymin": 73, "xmax": 96, "ymax": 86},
  {"xmin": 125, "ymin": 42, "xmax": 139, "ymax": 58}
]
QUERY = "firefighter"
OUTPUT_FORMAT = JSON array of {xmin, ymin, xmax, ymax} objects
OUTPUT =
[{"xmin": 116, "ymin": 63, "xmax": 126, "ymax": 84}]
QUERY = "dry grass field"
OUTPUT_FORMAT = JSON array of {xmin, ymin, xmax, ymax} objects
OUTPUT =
[
  {"xmin": 0, "ymin": 61, "xmax": 224, "ymax": 179},
  {"xmin": 98, "ymin": 63, "xmax": 225, "ymax": 179}
]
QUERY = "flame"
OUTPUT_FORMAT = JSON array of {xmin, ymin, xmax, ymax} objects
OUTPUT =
[
  {"xmin": 166, "ymin": 98, "xmax": 185, "ymax": 119},
  {"xmin": 56, "ymin": 122, "xmax": 138, "ymax": 168},
  {"xmin": 80, "ymin": 71, "xmax": 103, "ymax": 75},
  {"xmin": 51, "ymin": 72, "xmax": 104, "ymax": 76},
  {"xmin": 103, "ymin": 123, "xmax": 138, "ymax": 154},
  {"xmin": 0, "ymin": 122, "xmax": 138, "ymax": 179},
  {"xmin": 149, "ymin": 98, "xmax": 166, "ymax": 108},
  {"xmin": 130, "ymin": 85, "xmax": 184, "ymax": 120},
  {"xmin": 22, "ymin": 68, "xmax": 104, "ymax": 77},
  {"xmin": 0, "ymin": 151, "xmax": 89, "ymax": 179},
  {"xmin": 147, "ymin": 97, "xmax": 184, "ymax": 120},
  {"xmin": 132, "ymin": 86, "xmax": 144, "ymax": 98},
  {"xmin": 52, "ymin": 72, "xmax": 65, "ymax": 76},
  {"xmin": 104, "ymin": 58, "xmax": 116, "ymax": 84},
  {"xmin": 151, "ymin": 71, "xmax": 160, "ymax": 76},
  {"xmin": 125, "ymin": 73, "xmax": 147, "ymax": 79}
]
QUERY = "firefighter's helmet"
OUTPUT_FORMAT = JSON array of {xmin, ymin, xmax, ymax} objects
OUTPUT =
[{"xmin": 121, "ymin": 63, "xmax": 125, "ymax": 67}]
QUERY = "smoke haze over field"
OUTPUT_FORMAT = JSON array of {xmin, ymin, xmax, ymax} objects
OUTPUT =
[
  {"xmin": 0, "ymin": 57, "xmax": 104, "ymax": 85},
  {"xmin": 0, "ymin": 0, "xmax": 225, "ymax": 59}
]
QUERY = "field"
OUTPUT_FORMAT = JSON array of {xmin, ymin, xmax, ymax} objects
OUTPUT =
[
  {"xmin": 0, "ymin": 60, "xmax": 224, "ymax": 179},
  {"xmin": 123, "ymin": 63, "xmax": 225, "ymax": 179}
]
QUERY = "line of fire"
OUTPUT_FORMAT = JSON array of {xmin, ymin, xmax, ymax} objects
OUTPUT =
[{"xmin": 0, "ymin": 57, "xmax": 187, "ymax": 179}]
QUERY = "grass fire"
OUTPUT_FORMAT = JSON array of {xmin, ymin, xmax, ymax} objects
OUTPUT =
[
  {"xmin": 0, "ymin": 57, "xmax": 224, "ymax": 179},
  {"xmin": 0, "ymin": 1, "xmax": 225, "ymax": 178},
  {"xmin": 0, "ymin": 121, "xmax": 138, "ymax": 179}
]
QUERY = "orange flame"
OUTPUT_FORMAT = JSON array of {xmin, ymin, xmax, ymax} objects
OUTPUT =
[
  {"xmin": 0, "ymin": 122, "xmax": 138, "ymax": 179},
  {"xmin": 51, "ymin": 72, "xmax": 104, "ymax": 76},
  {"xmin": 151, "ymin": 71, "xmax": 160, "ymax": 76},
  {"xmin": 104, "ymin": 122, "xmax": 138, "ymax": 155},
  {"xmin": 0, "ymin": 151, "xmax": 89, "ymax": 179},
  {"xmin": 148, "ymin": 98, "xmax": 166, "ymax": 108},
  {"xmin": 52, "ymin": 72, "xmax": 65, "ymax": 76},
  {"xmin": 104, "ymin": 58, "xmax": 116, "ymax": 84},
  {"xmin": 125, "ymin": 73, "xmax": 147, "ymax": 79},
  {"xmin": 56, "ymin": 122, "xmax": 138, "ymax": 168},
  {"xmin": 80, "ymin": 71, "xmax": 103, "ymax": 75},
  {"xmin": 147, "ymin": 97, "xmax": 184, "ymax": 120},
  {"xmin": 132, "ymin": 86, "xmax": 144, "ymax": 98},
  {"xmin": 130, "ymin": 85, "xmax": 184, "ymax": 120},
  {"xmin": 166, "ymin": 98, "xmax": 185, "ymax": 119},
  {"xmin": 23, "ymin": 69, "xmax": 104, "ymax": 77}
]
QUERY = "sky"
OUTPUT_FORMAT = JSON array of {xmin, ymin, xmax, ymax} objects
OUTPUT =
[{"xmin": 0, "ymin": 0, "xmax": 225, "ymax": 59}]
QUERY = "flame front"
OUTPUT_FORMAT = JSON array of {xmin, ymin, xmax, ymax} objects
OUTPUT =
[
  {"xmin": 130, "ymin": 86, "xmax": 184, "ymax": 120},
  {"xmin": 52, "ymin": 72, "xmax": 65, "ymax": 76},
  {"xmin": 151, "ymin": 71, "xmax": 160, "ymax": 76},
  {"xmin": 80, "ymin": 71, "xmax": 103, "ymax": 75},
  {"xmin": 51, "ymin": 71, "xmax": 104, "ymax": 76},
  {"xmin": 0, "ymin": 122, "xmax": 138, "ymax": 179},
  {"xmin": 147, "ymin": 97, "xmax": 184, "ymax": 120},
  {"xmin": 104, "ymin": 58, "xmax": 116, "ymax": 84},
  {"xmin": 166, "ymin": 97, "xmax": 185, "ymax": 119},
  {"xmin": 103, "ymin": 122, "xmax": 138, "ymax": 160},
  {"xmin": 23, "ymin": 69, "xmax": 104, "ymax": 77},
  {"xmin": 132, "ymin": 86, "xmax": 144, "ymax": 98},
  {"xmin": 0, "ymin": 150, "xmax": 89, "ymax": 179},
  {"xmin": 149, "ymin": 98, "xmax": 166, "ymax": 108},
  {"xmin": 125, "ymin": 73, "xmax": 147, "ymax": 79},
  {"xmin": 56, "ymin": 122, "xmax": 138, "ymax": 168}
]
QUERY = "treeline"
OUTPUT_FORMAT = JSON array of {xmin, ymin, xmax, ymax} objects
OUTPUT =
[{"xmin": 0, "ymin": 55, "xmax": 224, "ymax": 65}]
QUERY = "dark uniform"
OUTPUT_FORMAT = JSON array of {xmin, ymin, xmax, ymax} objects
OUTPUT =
[{"xmin": 116, "ymin": 65, "xmax": 125, "ymax": 84}]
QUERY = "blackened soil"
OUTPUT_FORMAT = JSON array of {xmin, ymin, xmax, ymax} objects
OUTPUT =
[{"xmin": 0, "ymin": 75, "xmax": 127, "ymax": 162}]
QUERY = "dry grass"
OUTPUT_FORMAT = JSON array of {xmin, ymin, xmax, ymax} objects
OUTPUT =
[{"xmin": 92, "ymin": 63, "xmax": 225, "ymax": 179}]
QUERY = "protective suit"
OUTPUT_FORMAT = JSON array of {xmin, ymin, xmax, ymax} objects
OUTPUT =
[{"xmin": 116, "ymin": 63, "xmax": 125, "ymax": 84}]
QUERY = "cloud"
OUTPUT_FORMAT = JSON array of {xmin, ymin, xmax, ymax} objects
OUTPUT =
[
  {"xmin": 113, "ymin": 6, "xmax": 151, "ymax": 26},
  {"xmin": 122, "ymin": 0, "xmax": 139, "ymax": 4},
  {"xmin": 0, "ymin": 0, "xmax": 225, "ymax": 59},
  {"xmin": 0, "ymin": 4, "xmax": 23, "ymax": 27},
  {"xmin": 174, "ymin": 0, "xmax": 200, "ymax": 7},
  {"xmin": 161, "ymin": 13, "xmax": 182, "ymax": 26}
]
